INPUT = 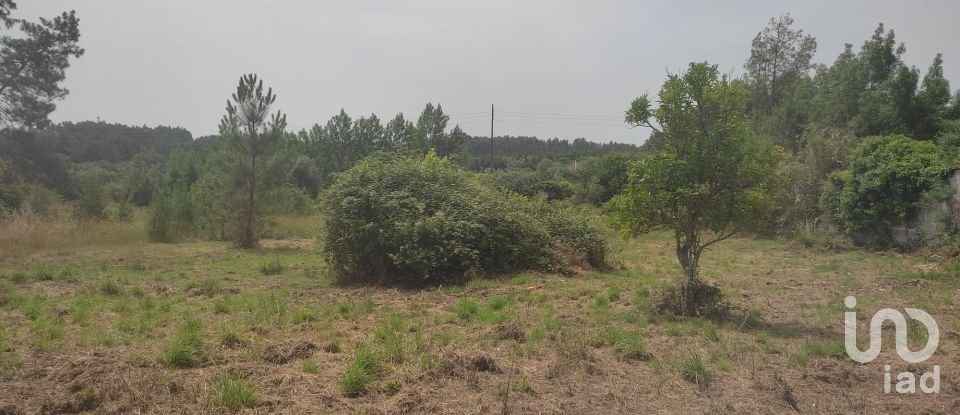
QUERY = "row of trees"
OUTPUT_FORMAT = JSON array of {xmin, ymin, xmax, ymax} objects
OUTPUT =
[
  {"xmin": 291, "ymin": 104, "xmax": 467, "ymax": 195},
  {"xmin": 743, "ymin": 16, "xmax": 960, "ymax": 231}
]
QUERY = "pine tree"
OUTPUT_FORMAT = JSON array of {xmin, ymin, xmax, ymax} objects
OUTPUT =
[
  {"xmin": 218, "ymin": 74, "xmax": 288, "ymax": 248},
  {"xmin": 0, "ymin": 1, "xmax": 84, "ymax": 128}
]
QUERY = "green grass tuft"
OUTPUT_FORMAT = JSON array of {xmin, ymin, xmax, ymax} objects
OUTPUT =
[
  {"xmin": 162, "ymin": 319, "xmax": 205, "ymax": 368},
  {"xmin": 212, "ymin": 374, "xmax": 257, "ymax": 409},
  {"xmin": 99, "ymin": 279, "xmax": 122, "ymax": 296},
  {"xmin": 678, "ymin": 354, "xmax": 712, "ymax": 388},
  {"xmin": 341, "ymin": 345, "xmax": 380, "ymax": 396},
  {"xmin": 302, "ymin": 359, "xmax": 319, "ymax": 374},
  {"xmin": 259, "ymin": 257, "xmax": 286, "ymax": 275},
  {"xmin": 451, "ymin": 298, "xmax": 480, "ymax": 320}
]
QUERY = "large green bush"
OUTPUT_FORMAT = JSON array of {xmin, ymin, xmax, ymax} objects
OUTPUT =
[
  {"xmin": 323, "ymin": 151, "xmax": 607, "ymax": 285},
  {"xmin": 821, "ymin": 134, "xmax": 950, "ymax": 245}
]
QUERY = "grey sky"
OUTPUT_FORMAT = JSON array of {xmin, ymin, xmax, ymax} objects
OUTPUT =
[{"xmin": 17, "ymin": 0, "xmax": 960, "ymax": 144}]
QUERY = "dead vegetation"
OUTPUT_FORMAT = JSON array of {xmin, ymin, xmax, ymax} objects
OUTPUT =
[{"xmin": 1, "ymin": 230, "xmax": 959, "ymax": 413}]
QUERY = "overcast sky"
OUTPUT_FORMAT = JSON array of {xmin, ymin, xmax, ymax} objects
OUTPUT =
[{"xmin": 16, "ymin": 0, "xmax": 960, "ymax": 144}]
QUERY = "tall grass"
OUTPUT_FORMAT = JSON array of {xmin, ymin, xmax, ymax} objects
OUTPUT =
[{"xmin": 0, "ymin": 210, "xmax": 147, "ymax": 259}]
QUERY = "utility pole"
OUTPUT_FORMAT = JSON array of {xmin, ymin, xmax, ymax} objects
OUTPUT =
[{"xmin": 490, "ymin": 104, "xmax": 494, "ymax": 163}]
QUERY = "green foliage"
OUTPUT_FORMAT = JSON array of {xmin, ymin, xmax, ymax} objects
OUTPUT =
[
  {"xmin": 612, "ymin": 62, "xmax": 782, "ymax": 314},
  {"xmin": 301, "ymin": 359, "xmax": 319, "ymax": 374},
  {"xmin": 73, "ymin": 175, "xmax": 108, "ymax": 221},
  {"xmin": 0, "ymin": 4, "xmax": 84, "ymax": 129},
  {"xmin": 162, "ymin": 319, "xmax": 205, "ymax": 368},
  {"xmin": 341, "ymin": 344, "xmax": 381, "ymax": 395},
  {"xmin": 98, "ymin": 279, "xmax": 122, "ymax": 296},
  {"xmin": 148, "ymin": 183, "xmax": 198, "ymax": 242},
  {"xmin": 821, "ymin": 135, "xmax": 949, "ymax": 245},
  {"xmin": 451, "ymin": 299, "xmax": 480, "ymax": 320},
  {"xmin": 259, "ymin": 257, "xmax": 285, "ymax": 275},
  {"xmin": 774, "ymin": 127, "xmax": 857, "ymax": 230},
  {"xmin": 574, "ymin": 152, "xmax": 638, "ymax": 205},
  {"xmin": 218, "ymin": 74, "xmax": 289, "ymax": 248},
  {"xmin": 323, "ymin": 151, "xmax": 607, "ymax": 285},
  {"xmin": 212, "ymin": 375, "xmax": 257, "ymax": 409},
  {"xmin": 594, "ymin": 328, "xmax": 650, "ymax": 361},
  {"xmin": 678, "ymin": 354, "xmax": 712, "ymax": 388},
  {"xmin": 487, "ymin": 168, "xmax": 574, "ymax": 201}
]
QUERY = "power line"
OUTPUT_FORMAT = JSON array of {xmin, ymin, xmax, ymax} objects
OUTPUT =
[
  {"xmin": 495, "ymin": 119, "xmax": 628, "ymax": 127},
  {"xmin": 498, "ymin": 110, "xmax": 624, "ymax": 120}
]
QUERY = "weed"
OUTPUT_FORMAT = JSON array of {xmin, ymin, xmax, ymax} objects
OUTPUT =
[
  {"xmin": 0, "ymin": 327, "xmax": 10, "ymax": 352},
  {"xmin": 213, "ymin": 296, "xmax": 235, "ymax": 314},
  {"xmin": 678, "ymin": 354, "xmax": 712, "ymax": 388},
  {"xmin": 451, "ymin": 298, "xmax": 480, "ymax": 320},
  {"xmin": 302, "ymin": 359, "xmax": 319, "ymax": 374},
  {"xmin": 69, "ymin": 297, "xmax": 94, "ymax": 326},
  {"xmin": 9, "ymin": 272, "xmax": 29, "ymax": 284},
  {"xmin": 292, "ymin": 306, "xmax": 318, "ymax": 324},
  {"xmin": 162, "ymin": 319, "xmax": 205, "ymax": 368},
  {"xmin": 633, "ymin": 287, "xmax": 650, "ymax": 309},
  {"xmin": 487, "ymin": 295, "xmax": 512, "ymax": 311},
  {"xmin": 99, "ymin": 279, "xmax": 122, "ymax": 296},
  {"xmin": 212, "ymin": 375, "xmax": 257, "ymax": 409},
  {"xmin": 187, "ymin": 278, "xmax": 221, "ymax": 297},
  {"xmin": 219, "ymin": 328, "xmax": 245, "ymax": 349},
  {"xmin": 799, "ymin": 339, "xmax": 845, "ymax": 360},
  {"xmin": 594, "ymin": 328, "xmax": 650, "ymax": 361},
  {"xmin": 374, "ymin": 317, "xmax": 406, "ymax": 363},
  {"xmin": 92, "ymin": 331, "xmax": 121, "ymax": 348},
  {"xmin": 341, "ymin": 344, "xmax": 380, "ymax": 396},
  {"xmin": 515, "ymin": 376, "xmax": 535, "ymax": 395},
  {"xmin": 259, "ymin": 257, "xmax": 286, "ymax": 275},
  {"xmin": 509, "ymin": 274, "xmax": 535, "ymax": 285},
  {"xmin": 383, "ymin": 379, "xmax": 402, "ymax": 394},
  {"xmin": 703, "ymin": 323, "xmax": 721, "ymax": 342},
  {"xmin": 31, "ymin": 317, "xmax": 64, "ymax": 351},
  {"xmin": 529, "ymin": 308, "xmax": 562, "ymax": 342},
  {"xmin": 592, "ymin": 294, "xmax": 611, "ymax": 310},
  {"xmin": 606, "ymin": 286, "xmax": 621, "ymax": 302}
]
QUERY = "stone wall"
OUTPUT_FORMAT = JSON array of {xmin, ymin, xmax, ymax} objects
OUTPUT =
[{"xmin": 891, "ymin": 170, "xmax": 960, "ymax": 248}]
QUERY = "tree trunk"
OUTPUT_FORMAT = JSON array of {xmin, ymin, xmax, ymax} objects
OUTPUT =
[
  {"xmin": 241, "ymin": 153, "xmax": 257, "ymax": 248},
  {"xmin": 675, "ymin": 240, "xmax": 700, "ymax": 316}
]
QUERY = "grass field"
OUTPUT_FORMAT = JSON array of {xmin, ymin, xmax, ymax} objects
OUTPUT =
[{"xmin": 1, "ymin": 214, "xmax": 958, "ymax": 414}]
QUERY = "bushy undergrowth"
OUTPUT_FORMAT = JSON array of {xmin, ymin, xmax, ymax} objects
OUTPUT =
[{"xmin": 323, "ymin": 151, "xmax": 608, "ymax": 285}]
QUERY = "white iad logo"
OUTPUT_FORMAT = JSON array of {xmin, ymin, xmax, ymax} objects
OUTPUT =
[{"xmin": 843, "ymin": 296, "xmax": 940, "ymax": 394}]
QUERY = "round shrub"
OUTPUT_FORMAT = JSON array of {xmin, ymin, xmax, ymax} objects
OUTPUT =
[
  {"xmin": 322, "ymin": 151, "xmax": 607, "ymax": 285},
  {"xmin": 820, "ymin": 135, "xmax": 950, "ymax": 246}
]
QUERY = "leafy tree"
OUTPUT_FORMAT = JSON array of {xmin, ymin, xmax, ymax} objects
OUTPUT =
[
  {"xmin": 611, "ymin": 62, "xmax": 782, "ymax": 315},
  {"xmin": 218, "ymin": 74, "xmax": 288, "ymax": 248},
  {"xmin": 352, "ymin": 113, "xmax": 384, "ymax": 154},
  {"xmin": 575, "ymin": 152, "xmax": 636, "ymax": 205},
  {"xmin": 0, "ymin": 2, "xmax": 83, "ymax": 129},
  {"xmin": 414, "ymin": 103, "xmax": 450, "ymax": 155},
  {"xmin": 443, "ymin": 125, "xmax": 467, "ymax": 158},
  {"xmin": 73, "ymin": 174, "xmax": 107, "ymax": 221},
  {"xmin": 325, "ymin": 109, "xmax": 353, "ymax": 170}
]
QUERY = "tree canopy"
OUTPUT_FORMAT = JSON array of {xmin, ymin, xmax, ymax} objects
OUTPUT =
[{"xmin": 611, "ymin": 62, "xmax": 782, "ymax": 314}]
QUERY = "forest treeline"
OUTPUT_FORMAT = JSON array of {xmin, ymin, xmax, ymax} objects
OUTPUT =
[{"xmin": 2, "ymin": 8, "xmax": 960, "ymax": 250}]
